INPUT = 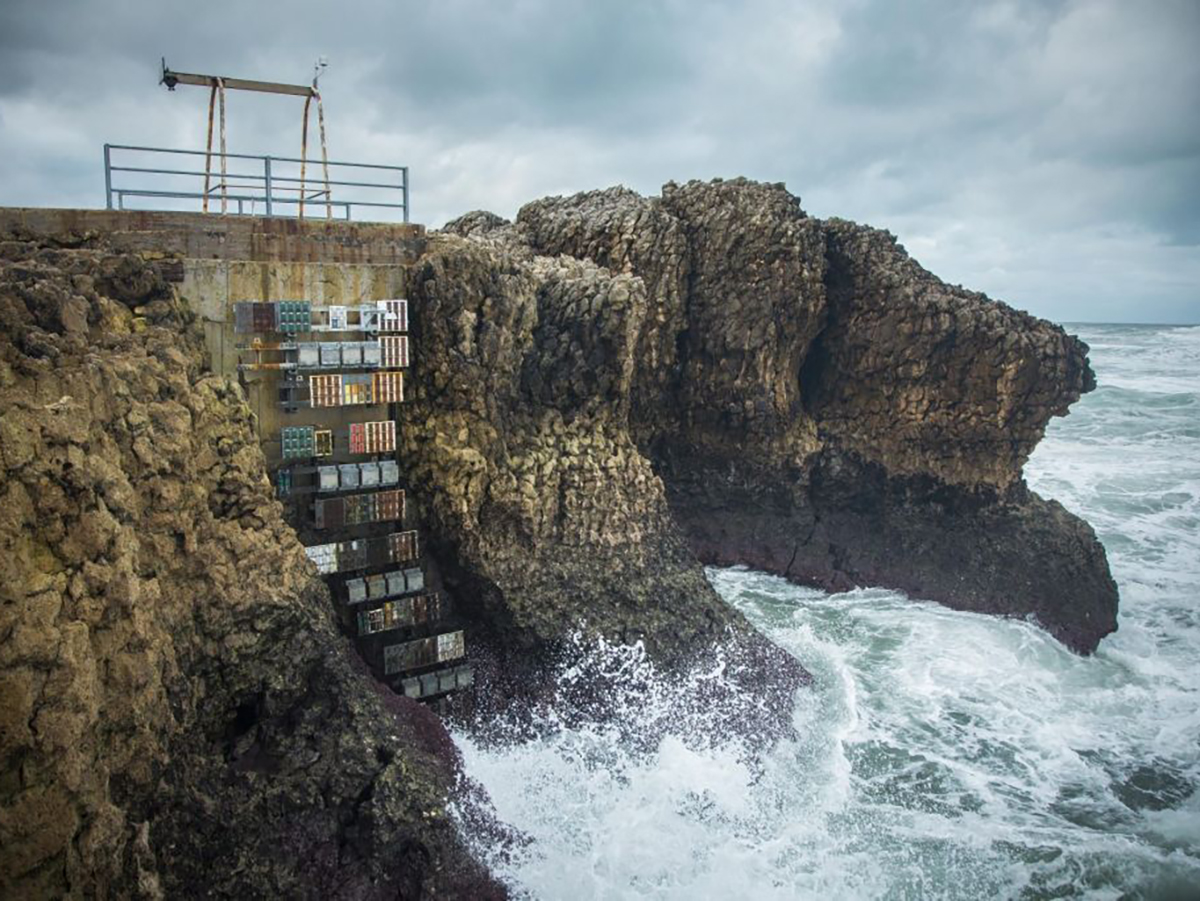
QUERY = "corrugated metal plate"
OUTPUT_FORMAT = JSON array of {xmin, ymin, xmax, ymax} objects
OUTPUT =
[
  {"xmin": 380, "ymin": 336, "xmax": 409, "ymax": 368},
  {"xmin": 377, "ymin": 489, "xmax": 403, "ymax": 521},
  {"xmin": 404, "ymin": 567, "xmax": 424, "ymax": 593},
  {"xmin": 233, "ymin": 303, "xmax": 256, "ymax": 334},
  {"xmin": 383, "ymin": 636, "xmax": 437, "ymax": 675},
  {"xmin": 346, "ymin": 578, "xmax": 367, "ymax": 604},
  {"xmin": 386, "ymin": 570, "xmax": 406, "ymax": 597},
  {"xmin": 314, "ymin": 497, "xmax": 344, "ymax": 530},
  {"xmin": 343, "ymin": 374, "xmax": 372, "ymax": 406},
  {"xmin": 309, "ymin": 375, "xmax": 343, "ymax": 407},
  {"xmin": 339, "ymin": 539, "xmax": 367, "ymax": 570},
  {"xmin": 317, "ymin": 466, "xmax": 339, "ymax": 493},
  {"xmin": 319, "ymin": 342, "xmax": 341, "ymax": 368},
  {"xmin": 436, "ymin": 630, "xmax": 466, "ymax": 662},
  {"xmin": 372, "ymin": 371, "xmax": 404, "ymax": 404},
  {"xmin": 366, "ymin": 574, "xmax": 387, "ymax": 599},
  {"xmin": 298, "ymin": 344, "xmax": 320, "ymax": 368},
  {"xmin": 364, "ymin": 420, "xmax": 396, "ymax": 453},
  {"xmin": 342, "ymin": 342, "xmax": 364, "ymax": 366},
  {"xmin": 388, "ymin": 531, "xmax": 418, "ymax": 563},
  {"xmin": 377, "ymin": 299, "xmax": 408, "ymax": 333},
  {"xmin": 360, "ymin": 462, "xmax": 381, "ymax": 488}
]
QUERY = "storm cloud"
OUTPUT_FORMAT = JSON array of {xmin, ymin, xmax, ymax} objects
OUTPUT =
[{"xmin": 1, "ymin": 0, "xmax": 1196, "ymax": 322}]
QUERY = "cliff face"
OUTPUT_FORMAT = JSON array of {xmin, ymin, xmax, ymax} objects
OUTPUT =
[
  {"xmin": 0, "ymin": 235, "xmax": 498, "ymax": 899},
  {"xmin": 445, "ymin": 178, "xmax": 1118, "ymax": 653},
  {"xmin": 398, "ymin": 235, "xmax": 808, "ymax": 716}
]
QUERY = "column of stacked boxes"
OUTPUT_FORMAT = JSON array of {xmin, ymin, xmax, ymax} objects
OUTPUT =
[{"xmin": 233, "ymin": 299, "xmax": 471, "ymax": 701}]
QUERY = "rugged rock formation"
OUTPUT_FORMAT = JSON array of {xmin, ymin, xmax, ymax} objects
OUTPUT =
[
  {"xmin": 445, "ymin": 177, "xmax": 1118, "ymax": 652},
  {"xmin": 0, "ymin": 235, "xmax": 499, "ymax": 899},
  {"xmin": 397, "ymin": 235, "xmax": 808, "ymax": 720}
]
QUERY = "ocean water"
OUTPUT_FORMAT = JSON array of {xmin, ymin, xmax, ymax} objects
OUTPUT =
[{"xmin": 452, "ymin": 323, "xmax": 1200, "ymax": 899}]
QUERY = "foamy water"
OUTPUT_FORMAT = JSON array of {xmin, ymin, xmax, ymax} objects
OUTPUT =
[{"xmin": 453, "ymin": 324, "xmax": 1200, "ymax": 899}]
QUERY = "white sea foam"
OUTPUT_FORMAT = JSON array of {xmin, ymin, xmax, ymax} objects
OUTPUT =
[{"xmin": 453, "ymin": 324, "xmax": 1200, "ymax": 899}]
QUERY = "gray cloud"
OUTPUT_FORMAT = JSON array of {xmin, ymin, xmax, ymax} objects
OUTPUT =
[{"xmin": 0, "ymin": 0, "xmax": 1196, "ymax": 323}]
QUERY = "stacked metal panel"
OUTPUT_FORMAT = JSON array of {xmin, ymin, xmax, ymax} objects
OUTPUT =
[
  {"xmin": 279, "ymin": 301, "xmax": 312, "ymax": 333},
  {"xmin": 400, "ymin": 665, "xmax": 473, "ymax": 699},
  {"xmin": 373, "ymin": 371, "xmax": 404, "ymax": 403},
  {"xmin": 235, "ymin": 301, "xmax": 314, "ymax": 334},
  {"xmin": 388, "ymin": 530, "xmax": 419, "ymax": 562},
  {"xmin": 315, "ymin": 430, "xmax": 334, "ymax": 456},
  {"xmin": 281, "ymin": 426, "xmax": 316, "ymax": 460},
  {"xmin": 360, "ymin": 462, "xmax": 380, "ymax": 488},
  {"xmin": 344, "ymin": 566, "xmax": 424, "ymax": 605},
  {"xmin": 253, "ymin": 295, "xmax": 467, "ymax": 702},
  {"xmin": 234, "ymin": 302, "xmax": 279, "ymax": 333},
  {"xmin": 304, "ymin": 531, "xmax": 415, "ymax": 575},
  {"xmin": 304, "ymin": 543, "xmax": 338, "ymax": 574},
  {"xmin": 349, "ymin": 420, "xmax": 397, "ymax": 454},
  {"xmin": 377, "ymin": 299, "xmax": 408, "ymax": 333},
  {"xmin": 382, "ymin": 629, "xmax": 466, "ymax": 676},
  {"xmin": 314, "ymin": 489, "xmax": 404, "ymax": 530},
  {"xmin": 356, "ymin": 592, "xmax": 442, "ymax": 636},
  {"xmin": 309, "ymin": 374, "xmax": 343, "ymax": 407},
  {"xmin": 314, "ymin": 462, "xmax": 400, "ymax": 493},
  {"xmin": 380, "ymin": 336, "xmax": 409, "ymax": 369},
  {"xmin": 343, "ymin": 373, "xmax": 373, "ymax": 406}
]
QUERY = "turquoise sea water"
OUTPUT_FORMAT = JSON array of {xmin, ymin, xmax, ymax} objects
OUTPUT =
[{"xmin": 454, "ymin": 324, "xmax": 1200, "ymax": 899}]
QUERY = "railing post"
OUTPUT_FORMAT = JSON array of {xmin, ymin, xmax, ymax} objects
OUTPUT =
[
  {"xmin": 264, "ymin": 156, "xmax": 273, "ymax": 217},
  {"xmin": 104, "ymin": 144, "xmax": 113, "ymax": 210},
  {"xmin": 402, "ymin": 167, "xmax": 410, "ymax": 223}
]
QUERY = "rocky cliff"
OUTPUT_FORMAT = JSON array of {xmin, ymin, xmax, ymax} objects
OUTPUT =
[
  {"xmin": 442, "ymin": 178, "xmax": 1118, "ymax": 653},
  {"xmin": 397, "ymin": 234, "xmax": 808, "ymax": 723},
  {"xmin": 0, "ymin": 234, "xmax": 499, "ymax": 899},
  {"xmin": 0, "ymin": 177, "xmax": 1119, "ymax": 896}
]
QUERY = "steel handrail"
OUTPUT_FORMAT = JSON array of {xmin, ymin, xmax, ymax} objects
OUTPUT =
[
  {"xmin": 106, "ymin": 143, "xmax": 408, "ymax": 170},
  {"xmin": 103, "ymin": 143, "xmax": 409, "ymax": 222}
]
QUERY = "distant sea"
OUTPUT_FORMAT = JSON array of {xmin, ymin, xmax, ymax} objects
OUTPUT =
[{"xmin": 454, "ymin": 323, "xmax": 1200, "ymax": 900}]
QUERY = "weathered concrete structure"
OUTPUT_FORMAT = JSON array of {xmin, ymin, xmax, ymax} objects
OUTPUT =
[{"xmin": 0, "ymin": 209, "xmax": 425, "ymax": 465}]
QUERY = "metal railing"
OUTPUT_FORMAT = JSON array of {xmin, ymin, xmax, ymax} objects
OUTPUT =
[{"xmin": 103, "ymin": 144, "xmax": 409, "ymax": 222}]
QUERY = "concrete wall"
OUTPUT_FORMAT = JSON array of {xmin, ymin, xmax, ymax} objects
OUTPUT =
[
  {"xmin": 0, "ymin": 207, "xmax": 425, "ymax": 472},
  {"xmin": 184, "ymin": 258, "xmax": 409, "ymax": 401},
  {"xmin": 0, "ymin": 208, "xmax": 425, "ymax": 264}
]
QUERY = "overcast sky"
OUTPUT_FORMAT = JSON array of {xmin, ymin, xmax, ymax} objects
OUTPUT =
[{"xmin": 1, "ymin": 0, "xmax": 1197, "ymax": 323}]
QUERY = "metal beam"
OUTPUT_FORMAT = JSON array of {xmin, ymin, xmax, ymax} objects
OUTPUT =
[{"xmin": 161, "ymin": 63, "xmax": 314, "ymax": 97}]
